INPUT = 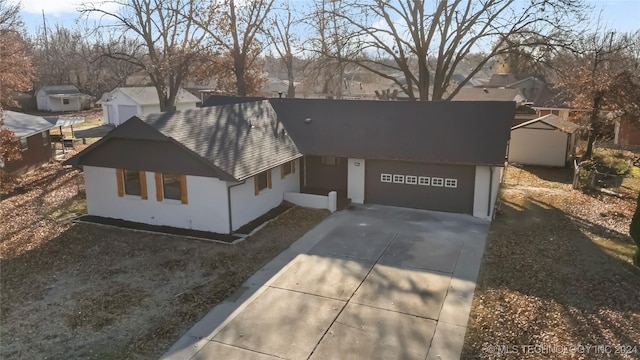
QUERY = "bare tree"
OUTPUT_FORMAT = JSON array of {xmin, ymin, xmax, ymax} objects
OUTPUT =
[
  {"xmin": 190, "ymin": 0, "xmax": 274, "ymax": 96},
  {"xmin": 321, "ymin": 0, "xmax": 586, "ymax": 100},
  {"xmin": 304, "ymin": 0, "xmax": 363, "ymax": 98},
  {"xmin": 555, "ymin": 29, "xmax": 640, "ymax": 159},
  {"xmin": 80, "ymin": 0, "xmax": 209, "ymax": 111},
  {"xmin": 266, "ymin": 1, "xmax": 302, "ymax": 98}
]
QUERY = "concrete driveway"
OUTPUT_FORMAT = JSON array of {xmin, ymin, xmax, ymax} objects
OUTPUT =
[{"xmin": 162, "ymin": 205, "xmax": 489, "ymax": 360}]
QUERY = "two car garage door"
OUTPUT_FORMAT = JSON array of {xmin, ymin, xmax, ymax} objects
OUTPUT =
[{"xmin": 364, "ymin": 160, "xmax": 475, "ymax": 214}]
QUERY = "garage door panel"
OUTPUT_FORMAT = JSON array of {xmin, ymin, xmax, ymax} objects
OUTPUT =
[
  {"xmin": 365, "ymin": 160, "xmax": 474, "ymax": 214},
  {"xmin": 118, "ymin": 105, "xmax": 138, "ymax": 126}
]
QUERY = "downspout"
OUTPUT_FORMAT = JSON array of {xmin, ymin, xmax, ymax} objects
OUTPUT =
[
  {"xmin": 227, "ymin": 180, "xmax": 246, "ymax": 234},
  {"xmin": 487, "ymin": 167, "xmax": 494, "ymax": 218}
]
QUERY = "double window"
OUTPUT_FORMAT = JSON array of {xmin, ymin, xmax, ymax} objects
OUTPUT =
[{"xmin": 116, "ymin": 169, "xmax": 187, "ymax": 204}]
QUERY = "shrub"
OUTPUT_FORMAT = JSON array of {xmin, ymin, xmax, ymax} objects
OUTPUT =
[
  {"xmin": 590, "ymin": 150, "xmax": 632, "ymax": 175},
  {"xmin": 630, "ymin": 192, "xmax": 640, "ymax": 267}
]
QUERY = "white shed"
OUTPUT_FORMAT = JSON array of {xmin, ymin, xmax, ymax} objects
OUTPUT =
[
  {"xmin": 508, "ymin": 114, "xmax": 580, "ymax": 167},
  {"xmin": 36, "ymin": 85, "xmax": 82, "ymax": 112},
  {"xmin": 100, "ymin": 87, "xmax": 200, "ymax": 126}
]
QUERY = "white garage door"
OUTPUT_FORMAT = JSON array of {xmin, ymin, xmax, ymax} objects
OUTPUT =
[{"xmin": 117, "ymin": 105, "xmax": 138, "ymax": 126}]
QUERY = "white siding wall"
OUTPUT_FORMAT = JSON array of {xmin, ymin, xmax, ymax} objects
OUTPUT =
[
  {"xmin": 473, "ymin": 166, "xmax": 501, "ymax": 221},
  {"xmin": 347, "ymin": 158, "xmax": 366, "ymax": 204},
  {"xmin": 141, "ymin": 104, "xmax": 161, "ymax": 116},
  {"xmin": 84, "ymin": 166, "xmax": 230, "ymax": 233},
  {"xmin": 102, "ymin": 92, "xmax": 140, "ymax": 126},
  {"xmin": 49, "ymin": 97, "xmax": 81, "ymax": 112},
  {"xmin": 229, "ymin": 161, "xmax": 300, "ymax": 231},
  {"xmin": 36, "ymin": 90, "xmax": 49, "ymax": 111},
  {"xmin": 176, "ymin": 102, "xmax": 197, "ymax": 111},
  {"xmin": 508, "ymin": 126, "xmax": 569, "ymax": 167}
]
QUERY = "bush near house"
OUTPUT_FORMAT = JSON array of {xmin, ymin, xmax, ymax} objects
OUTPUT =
[{"xmin": 582, "ymin": 149, "xmax": 632, "ymax": 176}]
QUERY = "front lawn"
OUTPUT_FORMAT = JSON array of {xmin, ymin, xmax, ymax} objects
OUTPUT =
[
  {"xmin": 463, "ymin": 165, "xmax": 640, "ymax": 360},
  {"xmin": 0, "ymin": 163, "xmax": 330, "ymax": 359}
]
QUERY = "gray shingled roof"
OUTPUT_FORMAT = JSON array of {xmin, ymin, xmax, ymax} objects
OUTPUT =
[
  {"xmin": 143, "ymin": 101, "xmax": 301, "ymax": 180},
  {"xmin": 512, "ymin": 114, "xmax": 580, "ymax": 134},
  {"xmin": 270, "ymin": 98, "xmax": 515, "ymax": 166},
  {"xmin": 117, "ymin": 87, "xmax": 200, "ymax": 105},
  {"xmin": 1, "ymin": 111, "xmax": 55, "ymax": 138},
  {"xmin": 39, "ymin": 85, "xmax": 80, "ymax": 95}
]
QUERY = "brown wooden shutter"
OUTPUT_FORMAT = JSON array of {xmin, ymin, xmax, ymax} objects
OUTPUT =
[
  {"xmin": 254, "ymin": 175, "xmax": 260, "ymax": 195},
  {"xmin": 291, "ymin": 160, "xmax": 295, "ymax": 173},
  {"xmin": 180, "ymin": 175, "xmax": 188, "ymax": 204},
  {"xmin": 280, "ymin": 164, "xmax": 285, "ymax": 179},
  {"xmin": 267, "ymin": 169, "xmax": 272, "ymax": 189},
  {"xmin": 116, "ymin": 169, "xmax": 124, "ymax": 197},
  {"xmin": 139, "ymin": 171, "xmax": 148, "ymax": 200},
  {"xmin": 155, "ymin": 172, "xmax": 163, "ymax": 201}
]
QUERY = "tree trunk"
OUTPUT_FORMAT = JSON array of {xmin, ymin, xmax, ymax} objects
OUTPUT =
[
  {"xmin": 234, "ymin": 52, "xmax": 247, "ymax": 96},
  {"xmin": 582, "ymin": 93, "xmax": 603, "ymax": 160},
  {"xmin": 286, "ymin": 63, "xmax": 295, "ymax": 98}
]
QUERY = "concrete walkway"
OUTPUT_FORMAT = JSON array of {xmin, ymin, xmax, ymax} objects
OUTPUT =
[{"xmin": 161, "ymin": 205, "xmax": 490, "ymax": 360}]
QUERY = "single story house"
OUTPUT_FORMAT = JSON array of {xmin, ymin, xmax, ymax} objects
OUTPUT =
[
  {"xmin": 508, "ymin": 114, "xmax": 579, "ymax": 167},
  {"xmin": 100, "ymin": 87, "xmax": 200, "ymax": 126},
  {"xmin": 1, "ymin": 111, "xmax": 54, "ymax": 174},
  {"xmin": 36, "ymin": 85, "xmax": 84, "ymax": 112},
  {"xmin": 66, "ymin": 99, "xmax": 515, "ymax": 234}
]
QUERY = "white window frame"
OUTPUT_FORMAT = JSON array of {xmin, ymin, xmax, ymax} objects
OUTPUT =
[
  {"xmin": 41, "ymin": 132, "xmax": 49, "ymax": 146},
  {"xmin": 380, "ymin": 173, "xmax": 392, "ymax": 183},
  {"xmin": 432, "ymin": 177, "xmax": 444, "ymax": 187},
  {"xmin": 445, "ymin": 178, "xmax": 458, "ymax": 188},
  {"xmin": 418, "ymin": 176, "xmax": 430, "ymax": 186},
  {"xmin": 20, "ymin": 138, "xmax": 28, "ymax": 151},
  {"xmin": 405, "ymin": 175, "xmax": 417, "ymax": 185},
  {"xmin": 393, "ymin": 174, "xmax": 405, "ymax": 184}
]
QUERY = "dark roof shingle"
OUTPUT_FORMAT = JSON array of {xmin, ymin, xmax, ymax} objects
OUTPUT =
[
  {"xmin": 143, "ymin": 101, "xmax": 301, "ymax": 180},
  {"xmin": 271, "ymin": 98, "xmax": 514, "ymax": 166}
]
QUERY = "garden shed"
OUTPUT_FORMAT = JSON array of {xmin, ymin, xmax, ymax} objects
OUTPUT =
[{"xmin": 508, "ymin": 114, "xmax": 580, "ymax": 167}]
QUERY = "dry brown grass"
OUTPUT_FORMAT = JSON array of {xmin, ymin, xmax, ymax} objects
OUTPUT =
[
  {"xmin": 463, "ymin": 165, "xmax": 640, "ymax": 360},
  {"xmin": 1, "ymin": 163, "xmax": 330, "ymax": 359}
]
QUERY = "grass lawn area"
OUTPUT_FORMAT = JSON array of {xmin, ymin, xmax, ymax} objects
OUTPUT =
[
  {"xmin": 0, "ymin": 163, "xmax": 329, "ymax": 359},
  {"xmin": 463, "ymin": 165, "xmax": 640, "ymax": 359}
]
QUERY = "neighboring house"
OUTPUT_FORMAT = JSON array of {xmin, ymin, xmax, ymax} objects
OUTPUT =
[
  {"xmin": 531, "ymin": 87, "xmax": 576, "ymax": 120},
  {"xmin": 452, "ymin": 87, "xmax": 526, "ymax": 105},
  {"xmin": 66, "ymin": 99, "xmax": 515, "ymax": 234},
  {"xmin": 1, "ymin": 111, "xmax": 54, "ymax": 174},
  {"xmin": 10, "ymin": 92, "xmax": 37, "ymax": 111},
  {"xmin": 508, "ymin": 114, "xmax": 579, "ymax": 167},
  {"xmin": 36, "ymin": 85, "xmax": 83, "ymax": 112},
  {"xmin": 506, "ymin": 76, "xmax": 546, "ymax": 103},
  {"xmin": 100, "ymin": 87, "xmax": 200, "ymax": 126}
]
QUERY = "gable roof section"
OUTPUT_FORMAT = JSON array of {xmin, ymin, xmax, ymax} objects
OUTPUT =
[
  {"xmin": 533, "ymin": 87, "xmax": 572, "ymax": 108},
  {"xmin": 64, "ymin": 117, "xmax": 234, "ymax": 180},
  {"xmin": 2, "ymin": 111, "xmax": 55, "ymax": 138},
  {"xmin": 451, "ymin": 87, "xmax": 523, "ymax": 102},
  {"xmin": 115, "ymin": 87, "xmax": 200, "ymax": 105},
  {"xmin": 39, "ymin": 85, "xmax": 80, "ymax": 95},
  {"xmin": 143, "ymin": 101, "xmax": 301, "ymax": 180},
  {"xmin": 512, "ymin": 114, "xmax": 580, "ymax": 134},
  {"xmin": 271, "ymin": 99, "xmax": 514, "ymax": 166}
]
